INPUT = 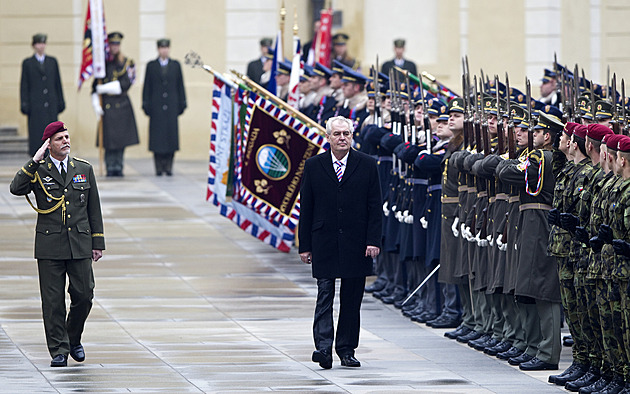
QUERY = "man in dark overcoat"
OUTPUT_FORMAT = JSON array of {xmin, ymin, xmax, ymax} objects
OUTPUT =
[
  {"xmin": 142, "ymin": 38, "xmax": 187, "ymax": 176},
  {"xmin": 299, "ymin": 116, "xmax": 382, "ymax": 369},
  {"xmin": 20, "ymin": 33, "xmax": 65, "ymax": 156},
  {"xmin": 10, "ymin": 121, "xmax": 104, "ymax": 367}
]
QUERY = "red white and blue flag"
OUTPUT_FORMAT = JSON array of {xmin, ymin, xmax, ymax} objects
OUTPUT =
[{"xmin": 78, "ymin": 0, "xmax": 108, "ymax": 89}]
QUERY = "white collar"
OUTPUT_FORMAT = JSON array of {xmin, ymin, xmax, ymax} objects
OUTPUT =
[
  {"xmin": 49, "ymin": 156, "xmax": 68, "ymax": 173},
  {"xmin": 35, "ymin": 53, "xmax": 46, "ymax": 63},
  {"xmin": 331, "ymin": 151, "xmax": 349, "ymax": 166}
]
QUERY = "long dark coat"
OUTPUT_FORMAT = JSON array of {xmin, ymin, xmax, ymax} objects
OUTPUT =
[
  {"xmin": 93, "ymin": 57, "xmax": 139, "ymax": 150},
  {"xmin": 142, "ymin": 58, "xmax": 187, "ymax": 154},
  {"xmin": 20, "ymin": 55, "xmax": 65, "ymax": 156},
  {"xmin": 299, "ymin": 149, "xmax": 383, "ymax": 278}
]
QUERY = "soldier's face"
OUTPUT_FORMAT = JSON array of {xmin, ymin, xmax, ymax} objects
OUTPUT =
[
  {"xmin": 435, "ymin": 121, "xmax": 453, "ymax": 140},
  {"xmin": 110, "ymin": 43, "xmax": 120, "ymax": 56},
  {"xmin": 487, "ymin": 114, "xmax": 497, "ymax": 135},
  {"xmin": 414, "ymin": 105, "xmax": 424, "ymax": 122},
  {"xmin": 429, "ymin": 114, "xmax": 438, "ymax": 132},
  {"xmin": 559, "ymin": 132, "xmax": 571, "ymax": 155},
  {"xmin": 49, "ymin": 131, "xmax": 71, "ymax": 160},
  {"xmin": 598, "ymin": 118, "xmax": 612, "ymax": 128},
  {"xmin": 330, "ymin": 74, "xmax": 342, "ymax": 89},
  {"xmin": 448, "ymin": 112, "xmax": 464, "ymax": 132},
  {"xmin": 158, "ymin": 46, "xmax": 170, "ymax": 59},
  {"xmin": 33, "ymin": 42, "xmax": 46, "ymax": 55},
  {"xmin": 515, "ymin": 127, "xmax": 528, "ymax": 147},
  {"xmin": 616, "ymin": 152, "xmax": 625, "ymax": 174},
  {"xmin": 533, "ymin": 129, "xmax": 547, "ymax": 148},
  {"xmin": 540, "ymin": 79, "xmax": 556, "ymax": 97},
  {"xmin": 608, "ymin": 149, "xmax": 618, "ymax": 173}
]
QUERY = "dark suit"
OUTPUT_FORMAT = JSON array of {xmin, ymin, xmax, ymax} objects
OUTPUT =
[
  {"xmin": 299, "ymin": 148, "xmax": 382, "ymax": 356},
  {"xmin": 20, "ymin": 55, "xmax": 65, "ymax": 156},
  {"xmin": 246, "ymin": 57, "xmax": 265, "ymax": 85},
  {"xmin": 381, "ymin": 58, "xmax": 417, "ymax": 77},
  {"xmin": 10, "ymin": 156, "xmax": 105, "ymax": 358}
]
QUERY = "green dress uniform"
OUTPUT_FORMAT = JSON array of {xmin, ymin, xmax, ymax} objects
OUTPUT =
[{"xmin": 10, "ymin": 156, "xmax": 105, "ymax": 358}]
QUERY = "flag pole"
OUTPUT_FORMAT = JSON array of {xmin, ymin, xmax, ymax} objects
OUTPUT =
[
  {"xmin": 280, "ymin": 0, "xmax": 286, "ymax": 54},
  {"xmin": 98, "ymin": 88, "xmax": 104, "ymax": 177}
]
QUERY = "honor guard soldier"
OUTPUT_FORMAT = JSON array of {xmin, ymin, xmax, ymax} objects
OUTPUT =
[
  {"xmin": 594, "ymin": 100, "xmax": 614, "ymax": 129},
  {"xmin": 10, "ymin": 121, "xmax": 105, "ymax": 367},
  {"xmin": 246, "ymin": 37, "xmax": 273, "ymax": 85},
  {"xmin": 20, "ymin": 33, "xmax": 66, "ymax": 156},
  {"xmin": 380, "ymin": 39, "xmax": 417, "ymax": 77},
  {"xmin": 331, "ymin": 33, "xmax": 358, "ymax": 70}
]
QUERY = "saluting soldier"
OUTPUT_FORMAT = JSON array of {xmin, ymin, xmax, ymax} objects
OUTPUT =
[
  {"xmin": 92, "ymin": 32, "xmax": 139, "ymax": 177},
  {"xmin": 20, "ymin": 33, "xmax": 65, "ymax": 156},
  {"xmin": 10, "ymin": 121, "xmax": 105, "ymax": 367},
  {"xmin": 142, "ymin": 38, "xmax": 187, "ymax": 176}
]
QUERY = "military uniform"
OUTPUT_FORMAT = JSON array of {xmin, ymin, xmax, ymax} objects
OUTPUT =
[{"xmin": 10, "ymin": 145, "xmax": 104, "ymax": 360}]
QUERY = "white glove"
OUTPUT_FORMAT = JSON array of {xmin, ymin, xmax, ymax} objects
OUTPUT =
[
  {"xmin": 496, "ymin": 234, "xmax": 504, "ymax": 248},
  {"xmin": 499, "ymin": 242, "xmax": 507, "ymax": 252},
  {"xmin": 476, "ymin": 232, "xmax": 488, "ymax": 247},
  {"xmin": 417, "ymin": 149, "xmax": 430, "ymax": 157},
  {"xmin": 452, "ymin": 217, "xmax": 460, "ymax": 237},
  {"xmin": 405, "ymin": 213, "xmax": 414, "ymax": 224},
  {"xmin": 420, "ymin": 216, "xmax": 428, "ymax": 229},
  {"xmin": 391, "ymin": 205, "xmax": 397, "ymax": 212},
  {"xmin": 487, "ymin": 234, "xmax": 493, "ymax": 247},
  {"xmin": 395, "ymin": 211, "xmax": 404, "ymax": 222},
  {"xmin": 91, "ymin": 93, "xmax": 104, "ymax": 118},
  {"xmin": 383, "ymin": 202, "xmax": 389, "ymax": 216},
  {"xmin": 96, "ymin": 80, "xmax": 122, "ymax": 95},
  {"xmin": 461, "ymin": 223, "xmax": 469, "ymax": 240},
  {"xmin": 514, "ymin": 243, "xmax": 518, "ymax": 251}
]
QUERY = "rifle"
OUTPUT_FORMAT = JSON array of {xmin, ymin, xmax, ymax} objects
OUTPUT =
[
  {"xmin": 607, "ymin": 65, "xmax": 611, "ymax": 102},
  {"xmin": 372, "ymin": 63, "xmax": 382, "ymax": 127},
  {"xmin": 612, "ymin": 74, "xmax": 621, "ymax": 134},
  {"xmin": 506, "ymin": 73, "xmax": 516, "ymax": 159},
  {"xmin": 417, "ymin": 70, "xmax": 432, "ymax": 153},
  {"xmin": 473, "ymin": 75, "xmax": 482, "ymax": 154},
  {"xmin": 573, "ymin": 64, "xmax": 580, "ymax": 122},
  {"xmin": 526, "ymin": 77, "xmax": 534, "ymax": 151},
  {"xmin": 462, "ymin": 72, "xmax": 470, "ymax": 149},
  {"xmin": 590, "ymin": 79, "xmax": 596, "ymax": 129},
  {"xmin": 405, "ymin": 72, "xmax": 416, "ymax": 145},
  {"xmin": 480, "ymin": 77, "xmax": 490, "ymax": 156},
  {"xmin": 495, "ymin": 75, "xmax": 505, "ymax": 155},
  {"xmin": 554, "ymin": 53, "xmax": 561, "ymax": 108}
]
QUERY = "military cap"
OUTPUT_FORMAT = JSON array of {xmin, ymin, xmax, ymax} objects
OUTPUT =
[
  {"xmin": 313, "ymin": 62, "xmax": 333, "ymax": 79},
  {"xmin": 509, "ymin": 87, "xmax": 526, "ymax": 106},
  {"xmin": 448, "ymin": 97, "xmax": 464, "ymax": 114},
  {"xmin": 260, "ymin": 37, "xmax": 273, "ymax": 47},
  {"xmin": 507, "ymin": 104, "xmax": 526, "ymax": 124},
  {"xmin": 542, "ymin": 68, "xmax": 556, "ymax": 82},
  {"xmin": 341, "ymin": 64, "xmax": 367, "ymax": 85},
  {"xmin": 534, "ymin": 112, "xmax": 564, "ymax": 133},
  {"xmin": 413, "ymin": 91, "xmax": 435, "ymax": 106},
  {"xmin": 487, "ymin": 98, "xmax": 507, "ymax": 116},
  {"xmin": 277, "ymin": 60, "xmax": 292, "ymax": 75},
  {"xmin": 538, "ymin": 105, "xmax": 562, "ymax": 122},
  {"xmin": 32, "ymin": 33, "xmax": 47, "ymax": 45},
  {"xmin": 366, "ymin": 82, "xmax": 376, "ymax": 98},
  {"xmin": 108, "ymin": 31, "xmax": 124, "ymax": 44},
  {"xmin": 332, "ymin": 33, "xmax": 349, "ymax": 45},
  {"xmin": 617, "ymin": 135, "xmax": 630, "ymax": 152},
  {"xmin": 488, "ymin": 80, "xmax": 507, "ymax": 97},
  {"xmin": 579, "ymin": 77, "xmax": 591, "ymax": 93},
  {"xmin": 572, "ymin": 124, "xmax": 587, "ymax": 139},
  {"xmin": 555, "ymin": 63, "xmax": 574, "ymax": 79},
  {"xmin": 303, "ymin": 64, "xmax": 315, "ymax": 78},
  {"xmin": 482, "ymin": 96, "xmax": 495, "ymax": 113},
  {"xmin": 606, "ymin": 133, "xmax": 623, "ymax": 150},
  {"xmin": 594, "ymin": 100, "xmax": 613, "ymax": 120},
  {"xmin": 593, "ymin": 84, "xmax": 605, "ymax": 98},
  {"xmin": 437, "ymin": 104, "xmax": 449, "ymax": 121},
  {"xmin": 395, "ymin": 83, "xmax": 410, "ymax": 100},
  {"xmin": 563, "ymin": 122, "xmax": 579, "ymax": 136},
  {"xmin": 427, "ymin": 97, "xmax": 446, "ymax": 115},
  {"xmin": 394, "ymin": 39, "xmax": 406, "ymax": 48},
  {"xmin": 264, "ymin": 49, "xmax": 275, "ymax": 60},
  {"xmin": 331, "ymin": 60, "xmax": 345, "ymax": 75},
  {"xmin": 586, "ymin": 123, "xmax": 613, "ymax": 141},
  {"xmin": 582, "ymin": 102, "xmax": 594, "ymax": 120},
  {"xmin": 578, "ymin": 95, "xmax": 590, "ymax": 113},
  {"xmin": 157, "ymin": 38, "xmax": 170, "ymax": 47},
  {"xmin": 42, "ymin": 121, "xmax": 67, "ymax": 141}
]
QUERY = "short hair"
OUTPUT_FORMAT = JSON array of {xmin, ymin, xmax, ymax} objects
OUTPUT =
[
  {"xmin": 586, "ymin": 136, "xmax": 602, "ymax": 153},
  {"xmin": 326, "ymin": 116, "xmax": 354, "ymax": 135}
]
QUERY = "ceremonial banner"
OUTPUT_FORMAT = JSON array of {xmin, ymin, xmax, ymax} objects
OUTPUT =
[
  {"xmin": 267, "ymin": 31, "xmax": 283, "ymax": 97},
  {"xmin": 237, "ymin": 90, "xmax": 327, "ymax": 231},
  {"xmin": 208, "ymin": 76, "xmax": 293, "ymax": 252},
  {"xmin": 286, "ymin": 36, "xmax": 302, "ymax": 108},
  {"xmin": 78, "ymin": 0, "xmax": 107, "ymax": 88},
  {"xmin": 315, "ymin": 8, "xmax": 333, "ymax": 67}
]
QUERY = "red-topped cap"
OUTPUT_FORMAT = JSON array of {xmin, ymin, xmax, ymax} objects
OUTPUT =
[
  {"xmin": 586, "ymin": 123, "xmax": 613, "ymax": 142},
  {"xmin": 42, "ymin": 121, "xmax": 67, "ymax": 141}
]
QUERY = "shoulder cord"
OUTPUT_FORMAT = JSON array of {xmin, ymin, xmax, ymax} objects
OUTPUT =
[{"xmin": 25, "ymin": 172, "xmax": 66, "ymax": 224}]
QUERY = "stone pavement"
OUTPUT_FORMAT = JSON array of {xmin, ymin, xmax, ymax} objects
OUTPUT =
[{"xmin": 0, "ymin": 156, "xmax": 569, "ymax": 393}]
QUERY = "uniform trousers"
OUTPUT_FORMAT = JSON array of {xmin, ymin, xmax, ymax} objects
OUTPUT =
[
  {"xmin": 458, "ymin": 282, "xmax": 475, "ymax": 330},
  {"xmin": 534, "ymin": 299, "xmax": 562, "ymax": 364},
  {"xmin": 37, "ymin": 258, "xmax": 94, "ymax": 357},
  {"xmin": 153, "ymin": 153, "xmax": 174, "ymax": 175},
  {"xmin": 502, "ymin": 294, "xmax": 526, "ymax": 350},
  {"xmin": 104, "ymin": 149, "xmax": 124, "ymax": 174},
  {"xmin": 313, "ymin": 277, "xmax": 365, "ymax": 357}
]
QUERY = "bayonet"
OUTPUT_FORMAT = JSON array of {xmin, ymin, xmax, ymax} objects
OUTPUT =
[
  {"xmin": 495, "ymin": 75, "xmax": 505, "ymax": 155},
  {"xmin": 526, "ymin": 77, "xmax": 533, "ymax": 151},
  {"xmin": 612, "ymin": 73, "xmax": 620, "ymax": 134},
  {"xmin": 506, "ymin": 72, "xmax": 516, "ymax": 159},
  {"xmin": 623, "ymin": 79, "xmax": 627, "ymax": 135}
]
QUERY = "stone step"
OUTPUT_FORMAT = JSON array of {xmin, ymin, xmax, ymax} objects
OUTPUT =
[{"xmin": 0, "ymin": 126, "xmax": 18, "ymax": 136}]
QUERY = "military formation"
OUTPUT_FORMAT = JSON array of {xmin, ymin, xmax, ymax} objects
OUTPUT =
[{"xmin": 286, "ymin": 45, "xmax": 630, "ymax": 393}]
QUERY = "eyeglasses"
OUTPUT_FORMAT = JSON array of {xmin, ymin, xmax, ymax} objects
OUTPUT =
[{"xmin": 330, "ymin": 130, "xmax": 351, "ymax": 138}]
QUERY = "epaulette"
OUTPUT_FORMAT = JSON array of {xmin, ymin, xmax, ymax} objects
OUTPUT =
[
  {"xmin": 528, "ymin": 149, "xmax": 543, "ymax": 164},
  {"xmin": 39, "ymin": 160, "xmax": 45, "ymax": 164},
  {"xmin": 73, "ymin": 157, "xmax": 91, "ymax": 164}
]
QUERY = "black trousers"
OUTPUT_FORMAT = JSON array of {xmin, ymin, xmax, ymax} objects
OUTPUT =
[
  {"xmin": 313, "ymin": 277, "xmax": 365, "ymax": 357},
  {"xmin": 153, "ymin": 153, "xmax": 174, "ymax": 175},
  {"xmin": 37, "ymin": 258, "xmax": 94, "ymax": 357}
]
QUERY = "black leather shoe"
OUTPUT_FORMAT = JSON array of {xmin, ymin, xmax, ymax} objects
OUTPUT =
[
  {"xmin": 564, "ymin": 335, "xmax": 574, "ymax": 347},
  {"xmin": 401, "ymin": 299, "xmax": 419, "ymax": 312},
  {"xmin": 497, "ymin": 346, "xmax": 523, "ymax": 360},
  {"xmin": 412, "ymin": 312, "xmax": 438, "ymax": 323},
  {"xmin": 50, "ymin": 354, "xmax": 68, "ymax": 367},
  {"xmin": 431, "ymin": 317, "xmax": 461, "ymax": 329},
  {"xmin": 565, "ymin": 367, "xmax": 601, "ymax": 391},
  {"xmin": 550, "ymin": 362, "xmax": 588, "ymax": 385},
  {"xmin": 484, "ymin": 341, "xmax": 512, "ymax": 356},
  {"xmin": 445, "ymin": 326, "xmax": 471, "ymax": 339},
  {"xmin": 365, "ymin": 280, "xmax": 386, "ymax": 293},
  {"xmin": 312, "ymin": 350, "xmax": 332, "ymax": 369},
  {"xmin": 595, "ymin": 377, "xmax": 625, "ymax": 394},
  {"xmin": 456, "ymin": 330, "xmax": 482, "ymax": 343},
  {"xmin": 382, "ymin": 291, "xmax": 406, "ymax": 304},
  {"xmin": 508, "ymin": 352, "xmax": 533, "ymax": 366},
  {"xmin": 373, "ymin": 288, "xmax": 392, "ymax": 299},
  {"xmin": 577, "ymin": 377, "xmax": 610, "ymax": 393},
  {"xmin": 70, "ymin": 344, "xmax": 85, "ymax": 362},
  {"xmin": 519, "ymin": 357, "xmax": 558, "ymax": 371},
  {"xmin": 474, "ymin": 337, "xmax": 500, "ymax": 351},
  {"xmin": 468, "ymin": 333, "xmax": 491, "ymax": 348},
  {"xmin": 340, "ymin": 354, "xmax": 361, "ymax": 367}
]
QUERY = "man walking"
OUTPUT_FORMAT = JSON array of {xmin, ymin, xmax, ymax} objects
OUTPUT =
[
  {"xmin": 299, "ymin": 116, "xmax": 382, "ymax": 369},
  {"xmin": 10, "ymin": 121, "xmax": 105, "ymax": 367}
]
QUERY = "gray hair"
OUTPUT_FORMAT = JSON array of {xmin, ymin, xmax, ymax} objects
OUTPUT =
[{"xmin": 325, "ymin": 116, "xmax": 354, "ymax": 135}]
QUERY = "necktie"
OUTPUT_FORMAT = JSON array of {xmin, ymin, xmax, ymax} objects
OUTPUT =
[
  {"xmin": 60, "ymin": 162, "xmax": 66, "ymax": 182},
  {"xmin": 334, "ymin": 160, "xmax": 343, "ymax": 182}
]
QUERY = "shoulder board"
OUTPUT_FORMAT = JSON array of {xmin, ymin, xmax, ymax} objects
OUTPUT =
[
  {"xmin": 73, "ymin": 157, "xmax": 91, "ymax": 164},
  {"xmin": 528, "ymin": 149, "xmax": 543, "ymax": 164},
  {"xmin": 39, "ymin": 159, "xmax": 45, "ymax": 164}
]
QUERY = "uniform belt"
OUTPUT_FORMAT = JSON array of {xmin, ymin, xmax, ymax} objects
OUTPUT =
[
  {"xmin": 427, "ymin": 184, "xmax": 442, "ymax": 192},
  {"xmin": 369, "ymin": 154, "xmax": 378, "ymax": 160},
  {"xmin": 477, "ymin": 191, "xmax": 488, "ymax": 198},
  {"xmin": 519, "ymin": 203, "xmax": 552, "ymax": 211},
  {"xmin": 496, "ymin": 193, "xmax": 509, "ymax": 201},
  {"xmin": 378, "ymin": 156, "xmax": 393, "ymax": 162},
  {"xmin": 489, "ymin": 197, "xmax": 496, "ymax": 203},
  {"xmin": 509, "ymin": 196, "xmax": 520, "ymax": 203},
  {"xmin": 458, "ymin": 185, "xmax": 468, "ymax": 192},
  {"xmin": 409, "ymin": 178, "xmax": 429, "ymax": 185},
  {"xmin": 441, "ymin": 196, "xmax": 459, "ymax": 204},
  {"xmin": 467, "ymin": 187, "xmax": 477, "ymax": 193}
]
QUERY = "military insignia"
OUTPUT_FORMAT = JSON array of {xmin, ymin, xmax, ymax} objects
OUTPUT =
[
  {"xmin": 428, "ymin": 99, "xmax": 434, "ymax": 107},
  {"xmin": 254, "ymin": 179, "xmax": 271, "ymax": 194},
  {"xmin": 69, "ymin": 160, "xmax": 75, "ymax": 168},
  {"xmin": 47, "ymin": 163, "xmax": 52, "ymax": 169},
  {"xmin": 598, "ymin": 104, "xmax": 602, "ymax": 111},
  {"xmin": 43, "ymin": 176, "xmax": 53, "ymax": 183},
  {"xmin": 47, "ymin": 196, "xmax": 52, "ymax": 202},
  {"xmin": 440, "ymin": 106, "xmax": 446, "ymax": 114},
  {"xmin": 516, "ymin": 161, "xmax": 528, "ymax": 172},
  {"xmin": 545, "ymin": 105, "xmax": 551, "ymax": 112},
  {"xmin": 273, "ymin": 129, "xmax": 291, "ymax": 148},
  {"xmin": 256, "ymin": 145, "xmax": 290, "ymax": 181},
  {"xmin": 73, "ymin": 174, "xmax": 87, "ymax": 183}
]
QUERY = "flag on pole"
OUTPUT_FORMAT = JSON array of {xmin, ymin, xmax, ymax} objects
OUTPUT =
[
  {"xmin": 286, "ymin": 36, "xmax": 302, "ymax": 108},
  {"xmin": 78, "ymin": 0, "xmax": 108, "ymax": 89},
  {"xmin": 267, "ymin": 31, "xmax": 283, "ymax": 97},
  {"xmin": 314, "ymin": 8, "xmax": 333, "ymax": 67}
]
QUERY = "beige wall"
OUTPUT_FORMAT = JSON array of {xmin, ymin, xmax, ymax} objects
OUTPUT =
[{"xmin": 2, "ymin": 0, "xmax": 630, "ymax": 161}]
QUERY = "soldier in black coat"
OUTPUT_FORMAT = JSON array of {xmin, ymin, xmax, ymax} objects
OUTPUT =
[
  {"xmin": 20, "ymin": 33, "xmax": 65, "ymax": 156},
  {"xmin": 299, "ymin": 116, "xmax": 382, "ymax": 369},
  {"xmin": 380, "ymin": 39, "xmax": 417, "ymax": 77},
  {"xmin": 142, "ymin": 39, "xmax": 187, "ymax": 176},
  {"xmin": 246, "ymin": 37, "xmax": 272, "ymax": 85}
]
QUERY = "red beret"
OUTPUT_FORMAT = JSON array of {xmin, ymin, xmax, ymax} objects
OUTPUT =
[
  {"xmin": 42, "ymin": 121, "xmax": 67, "ymax": 141},
  {"xmin": 572, "ymin": 124, "xmax": 587, "ymax": 139},
  {"xmin": 606, "ymin": 134, "xmax": 623, "ymax": 150},
  {"xmin": 618, "ymin": 135, "xmax": 630, "ymax": 153},
  {"xmin": 563, "ymin": 122, "xmax": 579, "ymax": 136},
  {"xmin": 586, "ymin": 123, "xmax": 613, "ymax": 142}
]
